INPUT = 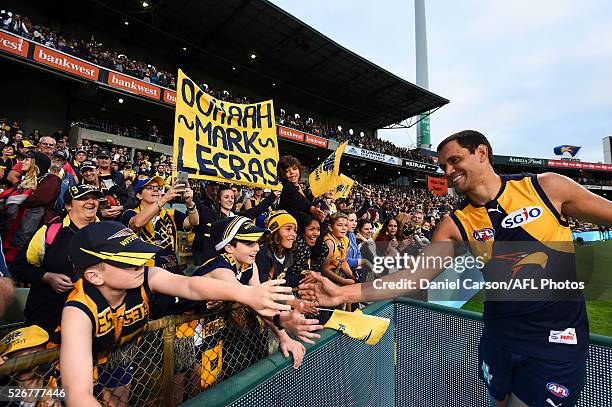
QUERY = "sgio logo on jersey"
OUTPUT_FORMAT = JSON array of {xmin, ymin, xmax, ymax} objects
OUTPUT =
[{"xmin": 502, "ymin": 206, "xmax": 543, "ymax": 228}]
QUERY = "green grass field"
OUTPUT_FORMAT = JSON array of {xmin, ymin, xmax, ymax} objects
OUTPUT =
[{"xmin": 462, "ymin": 240, "xmax": 612, "ymax": 337}]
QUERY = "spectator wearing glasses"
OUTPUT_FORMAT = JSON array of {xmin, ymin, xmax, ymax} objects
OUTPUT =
[
  {"xmin": 37, "ymin": 136, "xmax": 57, "ymax": 157},
  {"xmin": 121, "ymin": 177, "xmax": 199, "ymax": 318}
]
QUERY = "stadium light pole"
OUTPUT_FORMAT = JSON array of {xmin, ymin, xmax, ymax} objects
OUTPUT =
[{"xmin": 415, "ymin": 0, "xmax": 431, "ymax": 150}]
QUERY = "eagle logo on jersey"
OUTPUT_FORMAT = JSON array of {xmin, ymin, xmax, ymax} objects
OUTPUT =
[{"xmin": 494, "ymin": 251, "xmax": 549, "ymax": 278}]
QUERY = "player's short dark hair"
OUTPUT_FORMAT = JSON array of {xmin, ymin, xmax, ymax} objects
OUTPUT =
[{"xmin": 437, "ymin": 130, "xmax": 493, "ymax": 165}]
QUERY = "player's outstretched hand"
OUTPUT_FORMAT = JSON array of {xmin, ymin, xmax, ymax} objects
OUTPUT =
[
  {"xmin": 247, "ymin": 279, "xmax": 294, "ymax": 317},
  {"xmin": 298, "ymin": 272, "xmax": 344, "ymax": 307}
]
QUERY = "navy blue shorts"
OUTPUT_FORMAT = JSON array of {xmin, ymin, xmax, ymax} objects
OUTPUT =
[{"xmin": 478, "ymin": 338, "xmax": 586, "ymax": 406}]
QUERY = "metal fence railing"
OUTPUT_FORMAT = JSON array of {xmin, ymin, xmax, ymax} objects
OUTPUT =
[
  {"xmin": 0, "ymin": 305, "xmax": 272, "ymax": 406},
  {"xmin": 186, "ymin": 299, "xmax": 612, "ymax": 407},
  {"xmin": 3, "ymin": 299, "xmax": 610, "ymax": 406}
]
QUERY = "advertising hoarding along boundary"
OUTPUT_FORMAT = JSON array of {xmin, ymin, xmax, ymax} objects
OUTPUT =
[{"xmin": 548, "ymin": 159, "xmax": 612, "ymax": 172}]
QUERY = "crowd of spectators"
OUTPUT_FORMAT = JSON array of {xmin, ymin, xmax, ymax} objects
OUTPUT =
[
  {"xmin": 1, "ymin": 8, "xmax": 434, "ymax": 164},
  {"xmin": 0, "ymin": 118, "xmax": 610, "ymax": 405}
]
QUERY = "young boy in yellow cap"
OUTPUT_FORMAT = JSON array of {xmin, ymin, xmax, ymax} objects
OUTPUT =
[{"xmin": 54, "ymin": 221, "xmax": 293, "ymax": 406}]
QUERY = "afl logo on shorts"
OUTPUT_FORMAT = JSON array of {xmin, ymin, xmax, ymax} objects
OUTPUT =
[
  {"xmin": 473, "ymin": 228, "xmax": 495, "ymax": 241},
  {"xmin": 546, "ymin": 382, "xmax": 569, "ymax": 398},
  {"xmin": 502, "ymin": 206, "xmax": 543, "ymax": 229}
]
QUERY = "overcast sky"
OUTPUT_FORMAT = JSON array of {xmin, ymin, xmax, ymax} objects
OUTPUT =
[{"xmin": 270, "ymin": 0, "xmax": 612, "ymax": 163}]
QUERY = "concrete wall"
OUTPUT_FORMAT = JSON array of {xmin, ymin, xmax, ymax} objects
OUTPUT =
[{"xmin": 70, "ymin": 126, "xmax": 172, "ymax": 156}]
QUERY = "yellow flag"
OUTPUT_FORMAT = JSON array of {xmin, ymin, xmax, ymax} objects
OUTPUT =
[
  {"xmin": 323, "ymin": 309, "xmax": 390, "ymax": 345},
  {"xmin": 173, "ymin": 69, "xmax": 281, "ymax": 190},
  {"xmin": 308, "ymin": 142, "xmax": 347, "ymax": 198},
  {"xmin": 333, "ymin": 174, "xmax": 355, "ymax": 200}
]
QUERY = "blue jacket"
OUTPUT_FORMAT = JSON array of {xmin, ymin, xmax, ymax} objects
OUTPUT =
[{"xmin": 346, "ymin": 231, "xmax": 361, "ymax": 270}]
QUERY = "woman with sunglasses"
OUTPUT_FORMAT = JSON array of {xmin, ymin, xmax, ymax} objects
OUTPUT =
[{"xmin": 121, "ymin": 176, "xmax": 199, "ymax": 318}]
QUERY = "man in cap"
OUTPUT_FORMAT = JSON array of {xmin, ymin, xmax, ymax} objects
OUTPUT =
[
  {"xmin": 73, "ymin": 148, "xmax": 87, "ymax": 168},
  {"xmin": 96, "ymin": 148, "xmax": 127, "ymax": 213},
  {"xmin": 55, "ymin": 221, "xmax": 293, "ymax": 406}
]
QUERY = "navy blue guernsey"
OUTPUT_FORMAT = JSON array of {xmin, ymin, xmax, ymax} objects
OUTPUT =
[{"xmin": 450, "ymin": 174, "xmax": 588, "ymax": 361}]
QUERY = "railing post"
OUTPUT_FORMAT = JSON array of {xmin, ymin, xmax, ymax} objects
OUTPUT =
[{"xmin": 161, "ymin": 318, "xmax": 176, "ymax": 407}]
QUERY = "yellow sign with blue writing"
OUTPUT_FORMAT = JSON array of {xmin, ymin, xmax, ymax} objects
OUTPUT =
[{"xmin": 173, "ymin": 69, "xmax": 281, "ymax": 189}]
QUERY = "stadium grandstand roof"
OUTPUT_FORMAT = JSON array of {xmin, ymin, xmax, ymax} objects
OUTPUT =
[{"xmin": 56, "ymin": 0, "xmax": 449, "ymax": 130}]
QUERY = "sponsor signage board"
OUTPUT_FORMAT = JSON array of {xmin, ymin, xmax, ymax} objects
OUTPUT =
[
  {"xmin": 108, "ymin": 71, "xmax": 160, "ymax": 99},
  {"xmin": 402, "ymin": 158, "xmax": 439, "ymax": 173},
  {"xmin": 0, "ymin": 31, "xmax": 29, "ymax": 57},
  {"xmin": 34, "ymin": 45, "xmax": 99, "ymax": 80},
  {"xmin": 346, "ymin": 145, "xmax": 400, "ymax": 166},
  {"xmin": 494, "ymin": 155, "xmax": 547, "ymax": 167}
]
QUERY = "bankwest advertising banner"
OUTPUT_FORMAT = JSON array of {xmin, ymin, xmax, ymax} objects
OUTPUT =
[
  {"xmin": 427, "ymin": 176, "xmax": 448, "ymax": 196},
  {"xmin": 0, "ymin": 31, "xmax": 29, "ymax": 57},
  {"xmin": 305, "ymin": 133, "xmax": 328, "ymax": 148},
  {"xmin": 173, "ymin": 69, "xmax": 281, "ymax": 190},
  {"xmin": 163, "ymin": 89, "xmax": 177, "ymax": 105},
  {"xmin": 34, "ymin": 45, "xmax": 99, "ymax": 80},
  {"xmin": 108, "ymin": 71, "xmax": 160, "ymax": 100},
  {"xmin": 276, "ymin": 125, "xmax": 328, "ymax": 148},
  {"xmin": 345, "ymin": 145, "xmax": 399, "ymax": 166},
  {"xmin": 277, "ymin": 125, "xmax": 305, "ymax": 142},
  {"xmin": 0, "ymin": 29, "xmax": 179, "ymax": 106},
  {"xmin": 548, "ymin": 159, "xmax": 612, "ymax": 172}
]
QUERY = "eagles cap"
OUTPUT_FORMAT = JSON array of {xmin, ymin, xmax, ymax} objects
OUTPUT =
[
  {"xmin": 96, "ymin": 149, "xmax": 112, "ymax": 158},
  {"xmin": 134, "ymin": 176, "xmax": 165, "ymax": 194},
  {"xmin": 0, "ymin": 325, "xmax": 49, "ymax": 357},
  {"xmin": 69, "ymin": 221, "xmax": 159, "ymax": 269},
  {"xmin": 79, "ymin": 160, "xmax": 97, "ymax": 171},
  {"xmin": 64, "ymin": 184, "xmax": 103, "ymax": 202},
  {"xmin": 211, "ymin": 216, "xmax": 269, "ymax": 252}
]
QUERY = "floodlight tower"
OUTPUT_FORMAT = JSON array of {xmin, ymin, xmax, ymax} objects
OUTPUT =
[{"xmin": 415, "ymin": 0, "xmax": 431, "ymax": 150}]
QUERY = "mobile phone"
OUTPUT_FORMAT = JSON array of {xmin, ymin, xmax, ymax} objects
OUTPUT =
[
  {"xmin": 176, "ymin": 171, "xmax": 188, "ymax": 188},
  {"xmin": 98, "ymin": 198, "xmax": 109, "ymax": 211}
]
